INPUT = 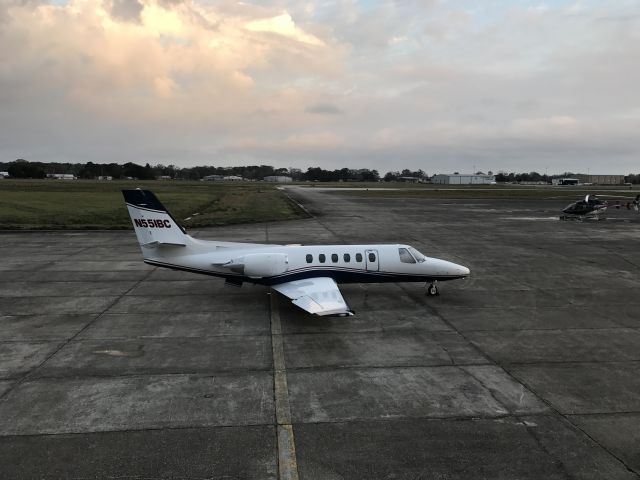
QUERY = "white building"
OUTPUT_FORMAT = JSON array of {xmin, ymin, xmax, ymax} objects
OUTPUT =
[
  {"xmin": 264, "ymin": 175, "xmax": 293, "ymax": 183},
  {"xmin": 552, "ymin": 178, "xmax": 579, "ymax": 186},
  {"xmin": 432, "ymin": 174, "xmax": 495, "ymax": 185},
  {"xmin": 46, "ymin": 173, "xmax": 76, "ymax": 180},
  {"xmin": 202, "ymin": 175, "xmax": 244, "ymax": 181},
  {"xmin": 0, "ymin": 171, "xmax": 9, "ymax": 178}
]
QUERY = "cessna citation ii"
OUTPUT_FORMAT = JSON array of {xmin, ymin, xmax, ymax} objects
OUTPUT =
[{"xmin": 123, "ymin": 189, "xmax": 470, "ymax": 316}]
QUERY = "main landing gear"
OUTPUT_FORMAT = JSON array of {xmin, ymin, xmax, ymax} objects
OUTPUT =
[{"xmin": 426, "ymin": 282, "xmax": 439, "ymax": 296}]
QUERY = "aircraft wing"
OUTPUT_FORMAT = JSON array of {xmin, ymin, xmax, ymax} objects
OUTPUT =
[{"xmin": 272, "ymin": 277, "xmax": 353, "ymax": 316}]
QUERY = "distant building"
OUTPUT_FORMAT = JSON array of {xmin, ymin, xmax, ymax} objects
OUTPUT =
[
  {"xmin": 432, "ymin": 174, "xmax": 495, "ymax": 185},
  {"xmin": 552, "ymin": 178, "xmax": 579, "ymax": 186},
  {"xmin": 575, "ymin": 174, "xmax": 624, "ymax": 185},
  {"xmin": 203, "ymin": 174, "xmax": 244, "ymax": 181},
  {"xmin": 97, "ymin": 176, "xmax": 113, "ymax": 181},
  {"xmin": 46, "ymin": 173, "xmax": 76, "ymax": 180},
  {"xmin": 398, "ymin": 176, "xmax": 423, "ymax": 183},
  {"xmin": 264, "ymin": 175, "xmax": 293, "ymax": 183},
  {"xmin": 0, "ymin": 171, "xmax": 9, "ymax": 178}
]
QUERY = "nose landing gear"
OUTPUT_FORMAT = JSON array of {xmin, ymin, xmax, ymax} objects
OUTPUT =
[{"xmin": 426, "ymin": 282, "xmax": 439, "ymax": 296}]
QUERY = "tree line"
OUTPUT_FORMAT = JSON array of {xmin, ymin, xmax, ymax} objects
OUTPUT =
[
  {"xmin": 2, "ymin": 159, "xmax": 640, "ymax": 184},
  {"xmin": 0, "ymin": 159, "xmax": 384, "ymax": 181}
]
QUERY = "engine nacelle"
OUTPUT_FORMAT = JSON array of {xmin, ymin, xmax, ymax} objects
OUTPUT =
[{"xmin": 238, "ymin": 253, "xmax": 289, "ymax": 278}]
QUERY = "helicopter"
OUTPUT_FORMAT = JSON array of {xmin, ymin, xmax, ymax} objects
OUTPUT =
[{"xmin": 560, "ymin": 194, "xmax": 639, "ymax": 220}]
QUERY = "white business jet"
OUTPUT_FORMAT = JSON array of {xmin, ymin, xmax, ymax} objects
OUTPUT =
[{"xmin": 123, "ymin": 189, "xmax": 470, "ymax": 316}]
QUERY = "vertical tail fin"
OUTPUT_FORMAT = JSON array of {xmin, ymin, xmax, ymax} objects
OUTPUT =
[{"xmin": 122, "ymin": 189, "xmax": 187, "ymax": 247}]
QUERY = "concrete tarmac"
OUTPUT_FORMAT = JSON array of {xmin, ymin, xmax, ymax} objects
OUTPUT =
[{"xmin": 1, "ymin": 187, "xmax": 639, "ymax": 479}]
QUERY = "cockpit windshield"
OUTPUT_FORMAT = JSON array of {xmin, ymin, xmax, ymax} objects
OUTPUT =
[
  {"xmin": 408, "ymin": 247, "xmax": 426, "ymax": 263},
  {"xmin": 398, "ymin": 248, "xmax": 416, "ymax": 263}
]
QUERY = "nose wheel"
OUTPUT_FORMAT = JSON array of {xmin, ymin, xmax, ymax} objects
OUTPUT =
[{"xmin": 426, "ymin": 282, "xmax": 439, "ymax": 296}]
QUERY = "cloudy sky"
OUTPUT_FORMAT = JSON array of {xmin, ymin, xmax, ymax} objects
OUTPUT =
[{"xmin": 1, "ymin": 0, "xmax": 638, "ymax": 174}]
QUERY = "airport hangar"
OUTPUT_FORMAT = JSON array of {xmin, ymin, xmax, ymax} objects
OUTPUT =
[
  {"xmin": 0, "ymin": 186, "xmax": 639, "ymax": 479},
  {"xmin": 432, "ymin": 173, "xmax": 496, "ymax": 184},
  {"xmin": 575, "ymin": 174, "xmax": 626, "ymax": 185}
]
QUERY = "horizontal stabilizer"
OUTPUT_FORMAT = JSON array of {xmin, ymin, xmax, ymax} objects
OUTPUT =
[{"xmin": 141, "ymin": 241, "xmax": 187, "ymax": 248}]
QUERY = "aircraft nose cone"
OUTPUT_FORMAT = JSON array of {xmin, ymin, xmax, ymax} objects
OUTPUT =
[
  {"xmin": 451, "ymin": 263, "xmax": 470, "ymax": 277},
  {"xmin": 426, "ymin": 259, "xmax": 470, "ymax": 278},
  {"xmin": 439, "ymin": 260, "xmax": 470, "ymax": 277}
]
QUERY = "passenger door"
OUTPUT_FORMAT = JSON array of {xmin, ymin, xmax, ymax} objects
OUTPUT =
[{"xmin": 365, "ymin": 249, "xmax": 379, "ymax": 272}]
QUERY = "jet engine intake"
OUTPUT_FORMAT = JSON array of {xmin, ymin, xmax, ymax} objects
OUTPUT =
[{"xmin": 229, "ymin": 253, "xmax": 289, "ymax": 278}]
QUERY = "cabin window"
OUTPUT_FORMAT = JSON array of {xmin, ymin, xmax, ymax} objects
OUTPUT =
[
  {"xmin": 343, "ymin": 253, "xmax": 351, "ymax": 262},
  {"xmin": 398, "ymin": 248, "xmax": 416, "ymax": 264},
  {"xmin": 355, "ymin": 253, "xmax": 363, "ymax": 262},
  {"xmin": 368, "ymin": 252, "xmax": 376, "ymax": 262},
  {"xmin": 306, "ymin": 254, "xmax": 313, "ymax": 263},
  {"xmin": 331, "ymin": 253, "xmax": 339, "ymax": 263},
  {"xmin": 319, "ymin": 254, "xmax": 326, "ymax": 263}
]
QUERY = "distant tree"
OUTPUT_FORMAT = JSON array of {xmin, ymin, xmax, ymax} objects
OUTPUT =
[
  {"xmin": 304, "ymin": 167, "xmax": 338, "ymax": 181},
  {"xmin": 121, "ymin": 162, "xmax": 155, "ymax": 180},
  {"xmin": 384, "ymin": 171, "xmax": 399, "ymax": 182},
  {"xmin": 495, "ymin": 172, "xmax": 515, "ymax": 183},
  {"xmin": 289, "ymin": 168, "xmax": 303, "ymax": 180},
  {"xmin": 7, "ymin": 159, "xmax": 46, "ymax": 178},
  {"xmin": 304, "ymin": 167, "xmax": 322, "ymax": 181},
  {"xmin": 154, "ymin": 164, "xmax": 178, "ymax": 179},
  {"xmin": 361, "ymin": 169, "xmax": 379, "ymax": 181},
  {"xmin": 392, "ymin": 169, "xmax": 425, "ymax": 179},
  {"xmin": 515, "ymin": 171, "xmax": 543, "ymax": 183},
  {"xmin": 625, "ymin": 174, "xmax": 640, "ymax": 184},
  {"xmin": 78, "ymin": 161, "xmax": 102, "ymax": 179}
]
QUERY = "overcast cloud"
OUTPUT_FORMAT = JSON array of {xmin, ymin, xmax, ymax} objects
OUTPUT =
[{"xmin": 0, "ymin": 0, "xmax": 638, "ymax": 174}]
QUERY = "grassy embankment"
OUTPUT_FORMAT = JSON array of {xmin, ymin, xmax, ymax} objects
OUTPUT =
[{"xmin": 0, "ymin": 180, "xmax": 307, "ymax": 229}]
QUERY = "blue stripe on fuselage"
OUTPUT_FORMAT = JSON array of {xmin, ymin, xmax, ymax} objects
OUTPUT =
[{"xmin": 143, "ymin": 259, "xmax": 465, "ymax": 285}]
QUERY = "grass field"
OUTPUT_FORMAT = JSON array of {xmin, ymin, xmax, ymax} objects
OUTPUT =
[
  {"xmin": 1, "ymin": 180, "xmax": 637, "ymax": 229},
  {"xmin": 0, "ymin": 180, "xmax": 307, "ymax": 229}
]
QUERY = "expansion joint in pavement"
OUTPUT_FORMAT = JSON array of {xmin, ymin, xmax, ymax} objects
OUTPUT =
[
  {"xmin": 0, "ymin": 267, "xmax": 156, "ymax": 401},
  {"xmin": 399, "ymin": 282, "xmax": 640, "ymax": 477},
  {"xmin": 270, "ymin": 294, "xmax": 300, "ymax": 480},
  {"xmin": 505, "ymin": 363, "xmax": 640, "ymax": 478}
]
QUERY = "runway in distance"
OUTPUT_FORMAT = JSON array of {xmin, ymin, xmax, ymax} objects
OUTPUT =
[{"xmin": 123, "ymin": 189, "xmax": 470, "ymax": 316}]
